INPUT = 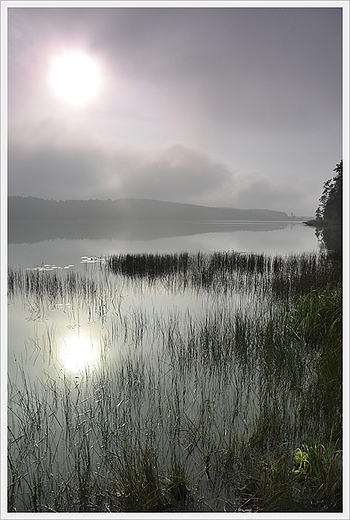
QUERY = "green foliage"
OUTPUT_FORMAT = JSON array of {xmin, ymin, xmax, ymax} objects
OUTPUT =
[
  {"xmin": 292, "ymin": 441, "xmax": 342, "ymax": 510},
  {"xmin": 285, "ymin": 284, "xmax": 342, "ymax": 349},
  {"xmin": 240, "ymin": 439, "xmax": 342, "ymax": 512}
]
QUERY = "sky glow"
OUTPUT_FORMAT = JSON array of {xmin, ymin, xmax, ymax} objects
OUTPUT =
[{"xmin": 5, "ymin": 3, "xmax": 346, "ymax": 216}]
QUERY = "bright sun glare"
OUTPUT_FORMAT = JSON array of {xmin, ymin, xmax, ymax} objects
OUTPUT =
[
  {"xmin": 49, "ymin": 51, "xmax": 101, "ymax": 105},
  {"xmin": 60, "ymin": 333, "xmax": 99, "ymax": 372}
]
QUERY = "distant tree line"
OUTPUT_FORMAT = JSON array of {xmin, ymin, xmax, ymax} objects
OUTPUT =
[{"xmin": 8, "ymin": 196, "xmax": 294, "ymax": 223}]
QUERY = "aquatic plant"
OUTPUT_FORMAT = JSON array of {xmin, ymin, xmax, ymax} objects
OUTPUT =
[{"xmin": 7, "ymin": 249, "xmax": 342, "ymax": 512}]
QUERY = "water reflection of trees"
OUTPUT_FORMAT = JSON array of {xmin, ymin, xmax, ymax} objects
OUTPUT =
[
  {"xmin": 315, "ymin": 223, "xmax": 342, "ymax": 257},
  {"xmin": 311, "ymin": 161, "xmax": 342, "ymax": 259}
]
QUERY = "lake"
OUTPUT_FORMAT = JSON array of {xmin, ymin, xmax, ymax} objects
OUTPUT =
[
  {"xmin": 8, "ymin": 219, "xmax": 320, "ymax": 270},
  {"xmin": 7, "ymin": 219, "xmax": 342, "ymax": 513},
  {"xmin": 9, "ymin": 220, "xmax": 317, "ymax": 379},
  {"xmin": 8, "ymin": 219, "xmax": 320, "ymax": 381}
]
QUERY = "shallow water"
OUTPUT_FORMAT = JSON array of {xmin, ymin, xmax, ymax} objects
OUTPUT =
[
  {"xmin": 8, "ymin": 220, "xmax": 320, "ymax": 271},
  {"xmin": 8, "ymin": 220, "xmax": 319, "ymax": 380},
  {"xmin": 7, "ymin": 222, "xmax": 321, "ymax": 406},
  {"xmin": 6, "ymin": 224, "xmax": 327, "ymax": 512}
]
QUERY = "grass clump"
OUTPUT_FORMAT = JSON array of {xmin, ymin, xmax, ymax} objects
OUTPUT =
[
  {"xmin": 8, "ymin": 250, "xmax": 342, "ymax": 512},
  {"xmin": 238, "ymin": 437, "xmax": 342, "ymax": 512},
  {"xmin": 108, "ymin": 444, "xmax": 189, "ymax": 512}
]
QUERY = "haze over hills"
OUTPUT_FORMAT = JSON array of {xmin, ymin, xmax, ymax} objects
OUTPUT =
[{"xmin": 8, "ymin": 196, "xmax": 310, "ymax": 222}]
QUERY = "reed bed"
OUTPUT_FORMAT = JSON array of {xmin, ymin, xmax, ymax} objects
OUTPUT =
[{"xmin": 7, "ymin": 250, "xmax": 342, "ymax": 512}]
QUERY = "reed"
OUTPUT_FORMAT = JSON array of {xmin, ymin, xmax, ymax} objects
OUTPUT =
[{"xmin": 7, "ymin": 249, "xmax": 342, "ymax": 512}]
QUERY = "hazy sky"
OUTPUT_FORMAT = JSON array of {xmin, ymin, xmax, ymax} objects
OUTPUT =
[{"xmin": 6, "ymin": 4, "xmax": 344, "ymax": 215}]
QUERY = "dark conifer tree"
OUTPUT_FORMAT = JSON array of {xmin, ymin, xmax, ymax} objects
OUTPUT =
[{"xmin": 317, "ymin": 160, "xmax": 342, "ymax": 223}]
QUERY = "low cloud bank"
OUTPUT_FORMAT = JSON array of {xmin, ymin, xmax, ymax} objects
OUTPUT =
[{"xmin": 8, "ymin": 137, "xmax": 304, "ymax": 214}]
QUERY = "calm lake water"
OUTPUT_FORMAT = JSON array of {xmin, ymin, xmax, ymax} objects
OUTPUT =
[
  {"xmin": 7, "ymin": 220, "xmax": 320, "ymax": 379},
  {"xmin": 7, "ymin": 220, "xmax": 334, "ymax": 511},
  {"xmin": 8, "ymin": 220, "xmax": 320, "ymax": 270}
]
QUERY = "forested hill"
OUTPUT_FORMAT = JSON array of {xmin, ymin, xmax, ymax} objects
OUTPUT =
[{"xmin": 8, "ymin": 197, "xmax": 304, "ymax": 222}]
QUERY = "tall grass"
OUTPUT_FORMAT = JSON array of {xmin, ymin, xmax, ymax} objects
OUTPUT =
[{"xmin": 7, "ymin": 250, "xmax": 342, "ymax": 512}]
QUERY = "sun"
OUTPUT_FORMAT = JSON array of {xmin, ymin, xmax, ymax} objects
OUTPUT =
[{"xmin": 49, "ymin": 51, "xmax": 101, "ymax": 105}]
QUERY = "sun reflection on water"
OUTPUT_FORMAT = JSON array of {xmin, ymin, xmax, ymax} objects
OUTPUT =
[{"xmin": 59, "ymin": 333, "xmax": 100, "ymax": 373}]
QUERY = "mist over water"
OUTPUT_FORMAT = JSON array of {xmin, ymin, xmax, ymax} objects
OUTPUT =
[
  {"xmin": 6, "ymin": 4, "xmax": 342, "ymax": 510},
  {"xmin": 8, "ymin": 220, "xmax": 320, "ymax": 271}
]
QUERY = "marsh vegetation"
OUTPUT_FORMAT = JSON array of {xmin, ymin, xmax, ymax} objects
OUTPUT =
[{"xmin": 7, "ymin": 250, "xmax": 342, "ymax": 512}]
